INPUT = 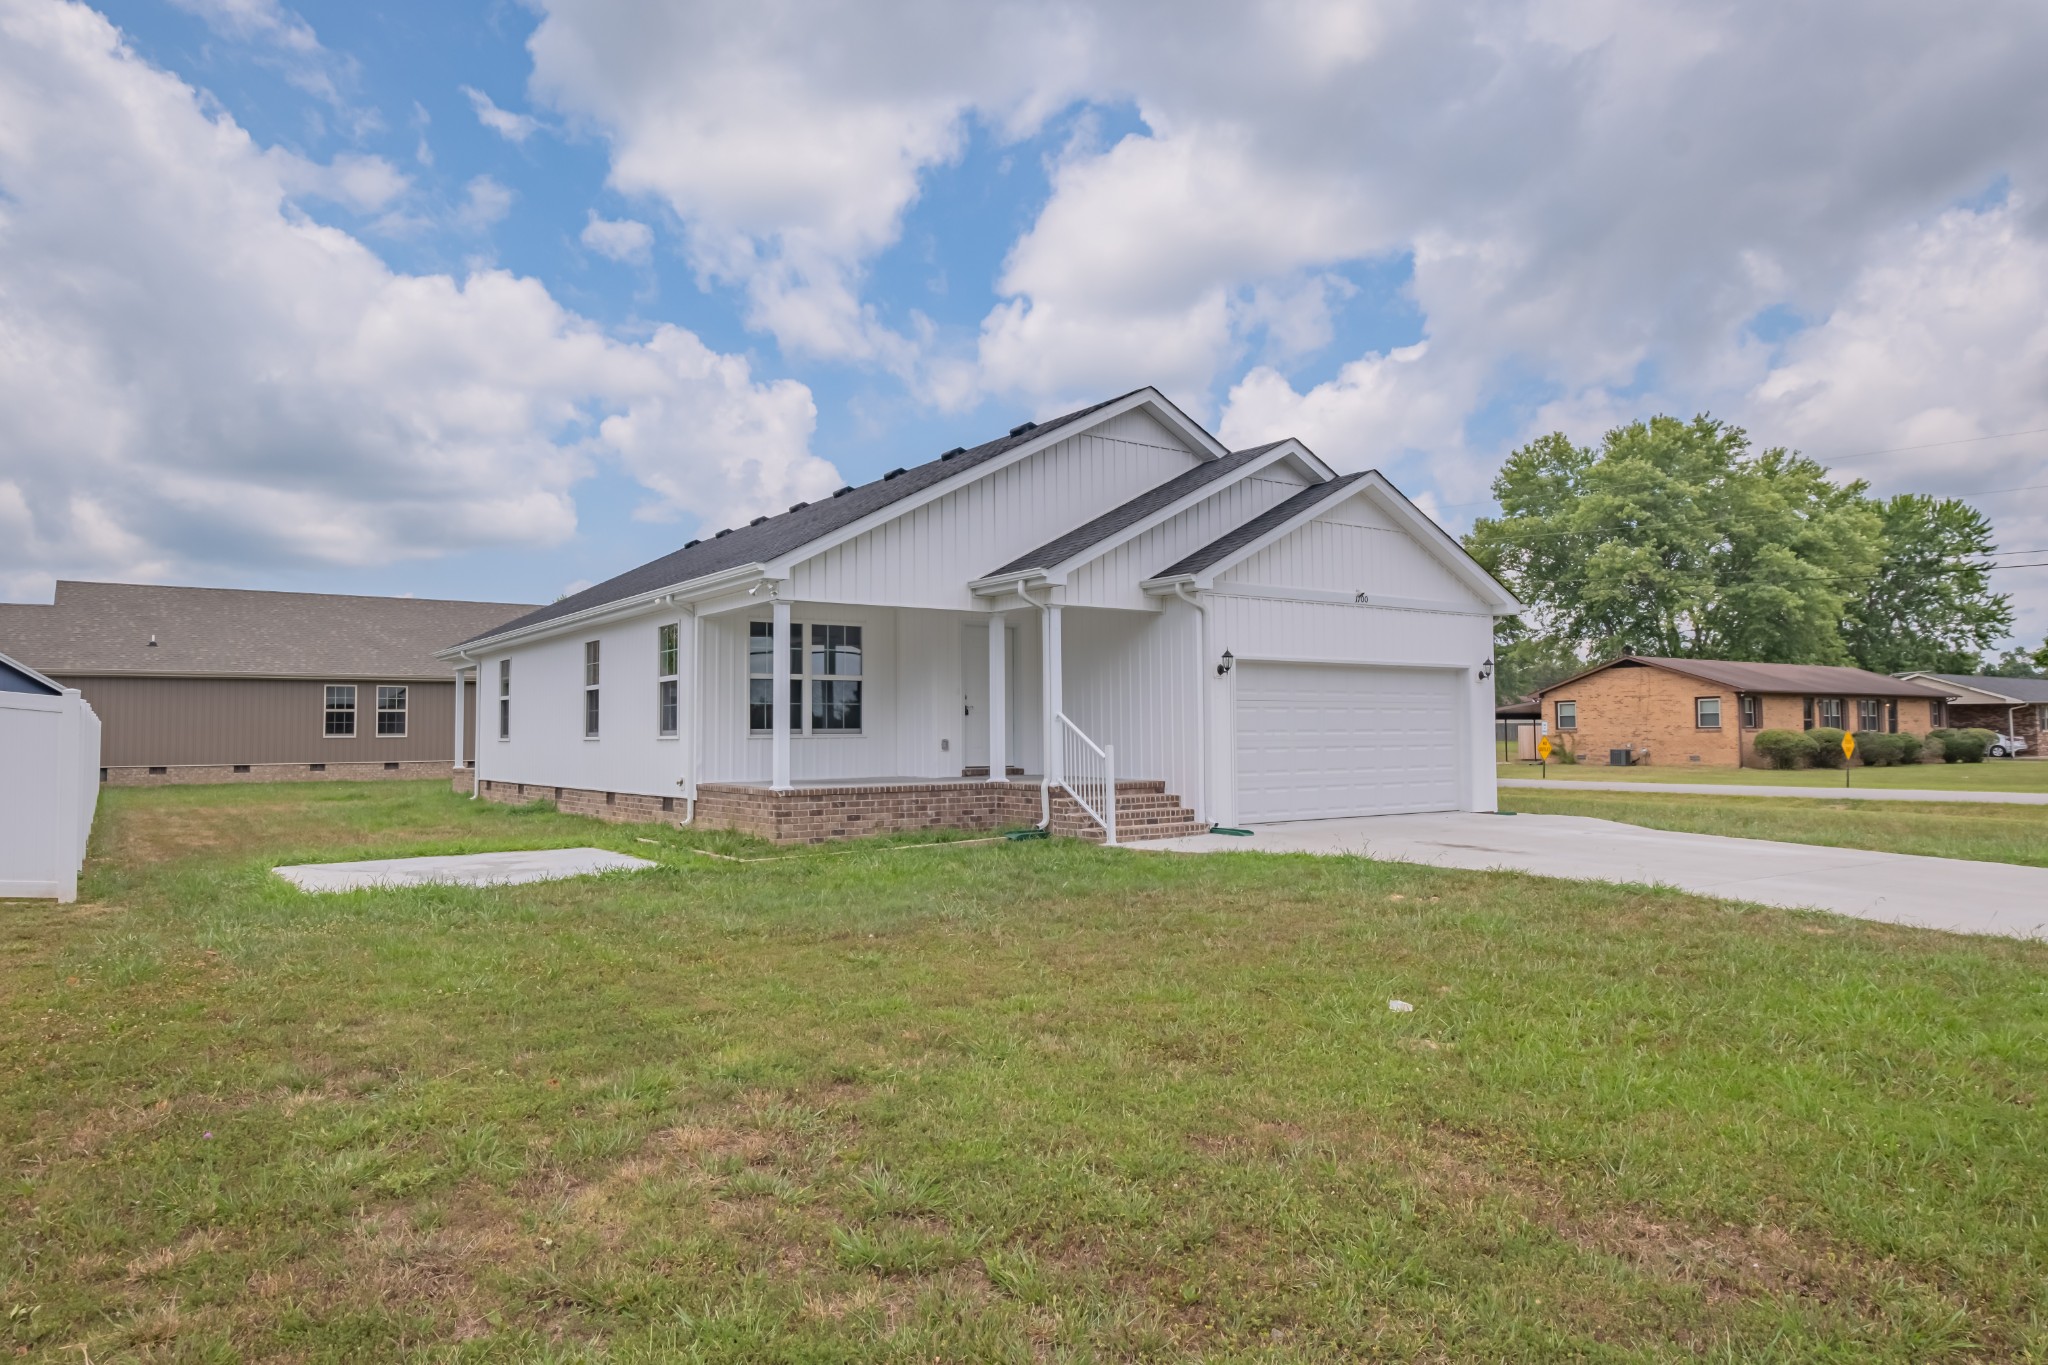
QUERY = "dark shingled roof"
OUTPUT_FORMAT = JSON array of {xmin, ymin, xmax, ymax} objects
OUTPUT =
[
  {"xmin": 461, "ymin": 392, "xmax": 1135, "ymax": 646},
  {"xmin": 1150, "ymin": 472, "xmax": 1367, "ymax": 580},
  {"xmin": 0, "ymin": 582, "xmax": 538, "ymax": 680},
  {"xmin": 986, "ymin": 442, "xmax": 1289, "ymax": 578},
  {"xmin": 1541, "ymin": 656, "xmax": 1957, "ymax": 699},
  {"xmin": 1909, "ymin": 673, "xmax": 2048, "ymax": 704}
]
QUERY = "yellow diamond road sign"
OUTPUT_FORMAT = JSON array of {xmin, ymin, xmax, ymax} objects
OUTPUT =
[
  {"xmin": 1842, "ymin": 733, "xmax": 1855, "ymax": 760},
  {"xmin": 1537, "ymin": 736, "xmax": 1553, "ymax": 760}
]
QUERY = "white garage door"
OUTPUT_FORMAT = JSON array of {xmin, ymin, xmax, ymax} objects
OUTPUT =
[{"xmin": 1235, "ymin": 662, "xmax": 1463, "ymax": 822}]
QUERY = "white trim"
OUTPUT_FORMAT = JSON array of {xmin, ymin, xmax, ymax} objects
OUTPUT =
[
  {"xmin": 321, "ymin": 682, "xmax": 358, "ymax": 739},
  {"xmin": 1894, "ymin": 673, "xmax": 2015, "ymax": 704},
  {"xmin": 437, "ymin": 564, "xmax": 766, "ymax": 657},
  {"xmin": 0, "ymin": 649, "xmax": 65, "ymax": 694},
  {"xmin": 1188, "ymin": 582, "xmax": 1494, "ymax": 616}
]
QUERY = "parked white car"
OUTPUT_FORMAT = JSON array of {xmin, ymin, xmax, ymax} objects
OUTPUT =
[{"xmin": 1987, "ymin": 733, "xmax": 2029, "ymax": 758}]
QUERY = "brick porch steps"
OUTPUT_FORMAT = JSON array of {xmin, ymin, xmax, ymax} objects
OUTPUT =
[{"xmin": 1049, "ymin": 780, "xmax": 1206, "ymax": 843}]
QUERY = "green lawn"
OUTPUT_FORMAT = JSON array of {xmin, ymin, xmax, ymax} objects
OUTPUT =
[
  {"xmin": 6, "ymin": 782, "xmax": 2048, "ymax": 1361},
  {"xmin": 1500, "ymin": 759, "xmax": 2048, "ymax": 792},
  {"xmin": 1502, "ymin": 787, "xmax": 2048, "ymax": 868}
]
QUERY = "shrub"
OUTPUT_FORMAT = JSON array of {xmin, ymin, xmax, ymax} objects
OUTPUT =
[
  {"xmin": 1851, "ymin": 730, "xmax": 1905, "ymax": 766},
  {"xmin": 1752, "ymin": 729, "xmax": 1817, "ymax": 769},
  {"xmin": 1807, "ymin": 727, "xmax": 1850, "ymax": 768},
  {"xmin": 1929, "ymin": 727, "xmax": 1990, "ymax": 763},
  {"xmin": 1893, "ymin": 732, "xmax": 1924, "ymax": 765}
]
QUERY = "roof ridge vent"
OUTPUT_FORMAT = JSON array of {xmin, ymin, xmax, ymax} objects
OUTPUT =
[
  {"xmin": 683, "ymin": 539, "xmax": 700, "ymax": 549},
  {"xmin": 883, "ymin": 466, "xmax": 907, "ymax": 480},
  {"xmin": 788, "ymin": 501, "xmax": 810, "ymax": 513},
  {"xmin": 1009, "ymin": 420, "xmax": 1037, "ymax": 437},
  {"xmin": 832, "ymin": 485, "xmax": 855, "ymax": 498},
  {"xmin": 749, "ymin": 516, "xmax": 769, "ymax": 526},
  {"xmin": 940, "ymin": 445, "xmax": 966, "ymax": 460},
  {"xmin": 714, "ymin": 528, "xmax": 733, "ymax": 538}
]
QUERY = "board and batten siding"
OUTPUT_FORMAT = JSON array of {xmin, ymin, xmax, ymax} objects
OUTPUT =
[
  {"xmin": 787, "ymin": 409, "xmax": 1206, "ymax": 609},
  {"xmin": 1063, "ymin": 467, "xmax": 1311, "ymax": 610},
  {"xmin": 1059, "ymin": 600, "xmax": 1204, "ymax": 818},
  {"xmin": 50, "ymin": 675, "xmax": 459, "ymax": 767},
  {"xmin": 478, "ymin": 611, "xmax": 692, "ymax": 799},
  {"xmin": 1218, "ymin": 493, "xmax": 1485, "ymax": 607}
]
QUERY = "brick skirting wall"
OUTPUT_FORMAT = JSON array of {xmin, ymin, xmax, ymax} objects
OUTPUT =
[
  {"xmin": 473, "ymin": 776, "xmax": 1044, "ymax": 844},
  {"xmin": 104, "ymin": 760, "xmax": 456, "ymax": 788}
]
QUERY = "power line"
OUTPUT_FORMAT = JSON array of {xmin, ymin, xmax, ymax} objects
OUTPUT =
[{"xmin": 1817, "ymin": 426, "xmax": 2048, "ymax": 464}]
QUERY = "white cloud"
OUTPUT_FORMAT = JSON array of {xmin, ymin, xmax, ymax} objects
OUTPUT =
[
  {"xmin": 0, "ymin": 0, "xmax": 838, "ymax": 599},
  {"xmin": 580, "ymin": 211, "xmax": 653, "ymax": 264},
  {"xmin": 461, "ymin": 84, "xmax": 540, "ymax": 143},
  {"xmin": 270, "ymin": 148, "xmax": 410, "ymax": 213},
  {"xmin": 455, "ymin": 174, "xmax": 514, "ymax": 231},
  {"xmin": 167, "ymin": 0, "xmax": 316, "ymax": 53}
]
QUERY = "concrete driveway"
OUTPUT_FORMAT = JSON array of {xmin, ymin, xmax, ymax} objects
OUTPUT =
[{"xmin": 1143, "ymin": 812, "xmax": 2048, "ymax": 940}]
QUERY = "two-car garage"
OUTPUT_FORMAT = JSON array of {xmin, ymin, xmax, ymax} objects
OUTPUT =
[{"xmin": 1232, "ymin": 661, "xmax": 1466, "ymax": 823}]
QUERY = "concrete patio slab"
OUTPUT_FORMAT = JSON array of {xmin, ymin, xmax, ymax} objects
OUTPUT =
[
  {"xmin": 1143, "ymin": 812, "xmax": 2048, "ymax": 940},
  {"xmin": 1500, "ymin": 778, "xmax": 2048, "ymax": 804},
  {"xmin": 275, "ymin": 847, "xmax": 657, "ymax": 893}
]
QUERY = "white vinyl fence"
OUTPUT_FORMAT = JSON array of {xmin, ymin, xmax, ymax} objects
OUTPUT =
[{"xmin": 0, "ymin": 686, "xmax": 102, "ymax": 902}]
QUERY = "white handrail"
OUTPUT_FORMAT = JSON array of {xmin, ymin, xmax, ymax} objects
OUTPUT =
[{"xmin": 1055, "ymin": 712, "xmax": 1116, "ymax": 846}]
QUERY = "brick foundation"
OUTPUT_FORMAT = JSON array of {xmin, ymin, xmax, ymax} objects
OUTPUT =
[{"xmin": 103, "ymin": 760, "xmax": 458, "ymax": 787}]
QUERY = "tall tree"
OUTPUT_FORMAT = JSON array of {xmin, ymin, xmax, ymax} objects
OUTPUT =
[
  {"xmin": 1840, "ymin": 494, "xmax": 2013, "ymax": 674},
  {"xmin": 1466, "ymin": 415, "xmax": 1881, "ymax": 663},
  {"xmin": 1489, "ymin": 619, "xmax": 1582, "ymax": 705}
]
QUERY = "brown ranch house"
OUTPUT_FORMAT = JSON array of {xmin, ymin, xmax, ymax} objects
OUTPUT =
[
  {"xmin": 0, "ymin": 581, "xmax": 534, "ymax": 785},
  {"xmin": 1532, "ymin": 656, "xmax": 1956, "ymax": 768}
]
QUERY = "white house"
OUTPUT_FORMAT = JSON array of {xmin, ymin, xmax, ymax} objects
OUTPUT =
[
  {"xmin": 438, "ymin": 388, "xmax": 1521, "ymax": 843},
  {"xmin": 0, "ymin": 650, "xmax": 102, "ymax": 901}
]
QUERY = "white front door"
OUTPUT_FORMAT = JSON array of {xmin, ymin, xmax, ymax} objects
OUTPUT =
[
  {"xmin": 1234, "ymin": 662, "xmax": 1463, "ymax": 822},
  {"xmin": 960, "ymin": 625, "xmax": 1017, "ymax": 771}
]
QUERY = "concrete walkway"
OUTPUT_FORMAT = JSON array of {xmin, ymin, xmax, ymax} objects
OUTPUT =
[
  {"xmin": 275, "ymin": 847, "xmax": 657, "ymax": 893},
  {"xmin": 1501, "ymin": 778, "xmax": 2048, "ymax": 805},
  {"xmin": 1144, "ymin": 812, "xmax": 2048, "ymax": 940}
]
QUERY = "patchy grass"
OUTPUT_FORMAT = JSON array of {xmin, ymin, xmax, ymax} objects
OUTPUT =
[
  {"xmin": 1502, "ymin": 788, "xmax": 2048, "ymax": 868},
  {"xmin": 1499, "ymin": 759, "xmax": 2048, "ymax": 792},
  {"xmin": 5, "ymin": 780, "xmax": 2048, "ymax": 1361}
]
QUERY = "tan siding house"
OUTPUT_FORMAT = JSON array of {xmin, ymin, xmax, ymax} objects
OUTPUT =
[
  {"xmin": 0, "ymin": 582, "xmax": 532, "ymax": 786},
  {"xmin": 1536, "ymin": 656, "xmax": 1954, "ymax": 768}
]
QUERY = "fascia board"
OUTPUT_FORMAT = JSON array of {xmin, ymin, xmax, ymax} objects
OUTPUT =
[
  {"xmin": 1037, "ymin": 440, "xmax": 1315, "ymax": 580},
  {"xmin": 1898, "ymin": 674, "xmax": 2011, "ymax": 703},
  {"xmin": 1353, "ymin": 475, "xmax": 1524, "ymax": 614},
  {"xmin": 761, "ymin": 388, "xmax": 1219, "ymax": 579},
  {"xmin": 434, "ymin": 564, "xmax": 763, "ymax": 658},
  {"xmin": 0, "ymin": 649, "xmax": 66, "ymax": 693}
]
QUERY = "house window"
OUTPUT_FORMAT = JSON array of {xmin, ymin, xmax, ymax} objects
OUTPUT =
[
  {"xmin": 1856, "ymin": 698, "xmax": 1882, "ymax": 732},
  {"xmin": 1803, "ymin": 697, "xmax": 1814, "ymax": 730},
  {"xmin": 1740, "ymin": 694, "xmax": 1760, "ymax": 729},
  {"xmin": 1930, "ymin": 699, "xmax": 1945, "ymax": 728},
  {"xmin": 1816, "ymin": 697, "xmax": 1845, "ymax": 729},
  {"xmin": 498, "ymin": 658, "xmax": 511, "ymax": 739},
  {"xmin": 810, "ymin": 623, "xmax": 863, "ymax": 732},
  {"xmin": 1695, "ymin": 696, "xmax": 1721, "ymax": 729},
  {"xmin": 324, "ymin": 684, "xmax": 356, "ymax": 737},
  {"xmin": 376, "ymin": 685, "xmax": 408, "ymax": 737},
  {"xmin": 657, "ymin": 624, "xmax": 679, "ymax": 737},
  {"xmin": 748, "ymin": 620, "xmax": 863, "ymax": 734},
  {"xmin": 584, "ymin": 641, "xmax": 601, "ymax": 737},
  {"xmin": 1554, "ymin": 700, "xmax": 1577, "ymax": 731}
]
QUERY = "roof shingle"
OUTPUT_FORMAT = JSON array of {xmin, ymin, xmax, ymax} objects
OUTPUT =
[{"xmin": 1150, "ymin": 472, "xmax": 1368, "ymax": 580}]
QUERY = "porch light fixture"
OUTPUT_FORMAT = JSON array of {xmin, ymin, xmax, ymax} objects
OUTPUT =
[
  {"xmin": 1479, "ymin": 657, "xmax": 1494, "ymax": 681},
  {"xmin": 1217, "ymin": 650, "xmax": 1234, "ymax": 676}
]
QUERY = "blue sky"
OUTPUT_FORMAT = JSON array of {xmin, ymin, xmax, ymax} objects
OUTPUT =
[{"xmin": 3, "ymin": 0, "xmax": 2047, "ymax": 642}]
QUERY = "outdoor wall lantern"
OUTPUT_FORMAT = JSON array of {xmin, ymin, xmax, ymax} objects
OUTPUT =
[
  {"xmin": 1478, "ymin": 657, "xmax": 1494, "ymax": 681},
  {"xmin": 1217, "ymin": 650, "xmax": 1235, "ymax": 676}
]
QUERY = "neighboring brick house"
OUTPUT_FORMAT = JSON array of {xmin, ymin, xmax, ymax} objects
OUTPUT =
[
  {"xmin": 1897, "ymin": 673, "xmax": 2048, "ymax": 755},
  {"xmin": 1534, "ymin": 656, "xmax": 1955, "ymax": 768}
]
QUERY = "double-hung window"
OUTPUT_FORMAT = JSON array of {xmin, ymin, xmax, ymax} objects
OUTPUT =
[
  {"xmin": 376, "ymin": 685, "xmax": 408, "ymax": 736},
  {"xmin": 324, "ymin": 684, "xmax": 357, "ymax": 737},
  {"xmin": 1554, "ymin": 700, "xmax": 1577, "ymax": 731},
  {"xmin": 1815, "ymin": 697, "xmax": 1845, "ymax": 729},
  {"xmin": 657, "ymin": 625, "xmax": 679, "ymax": 737},
  {"xmin": 1856, "ymin": 698, "xmax": 1882, "ymax": 732},
  {"xmin": 584, "ymin": 641, "xmax": 601, "ymax": 738},
  {"xmin": 1739, "ymin": 694, "xmax": 1760, "ymax": 729},
  {"xmin": 748, "ymin": 620, "xmax": 863, "ymax": 734},
  {"xmin": 498, "ymin": 659, "xmax": 511, "ymax": 739},
  {"xmin": 1695, "ymin": 696, "xmax": 1721, "ymax": 729}
]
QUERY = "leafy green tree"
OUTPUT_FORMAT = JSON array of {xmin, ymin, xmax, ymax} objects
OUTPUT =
[
  {"xmin": 1466, "ymin": 415, "xmax": 1881, "ymax": 663},
  {"xmin": 1489, "ymin": 623, "xmax": 1581, "ymax": 705},
  {"xmin": 1985, "ymin": 642, "xmax": 2045, "ymax": 679},
  {"xmin": 1841, "ymin": 494, "xmax": 2012, "ymax": 674}
]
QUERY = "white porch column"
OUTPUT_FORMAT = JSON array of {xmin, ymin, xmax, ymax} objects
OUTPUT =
[
  {"xmin": 771, "ymin": 596, "xmax": 793, "ymax": 791},
  {"xmin": 1043, "ymin": 602, "xmax": 1063, "ymax": 787},
  {"xmin": 451, "ymin": 667, "xmax": 466, "ymax": 771},
  {"xmin": 986, "ymin": 613, "xmax": 1007, "ymax": 782}
]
